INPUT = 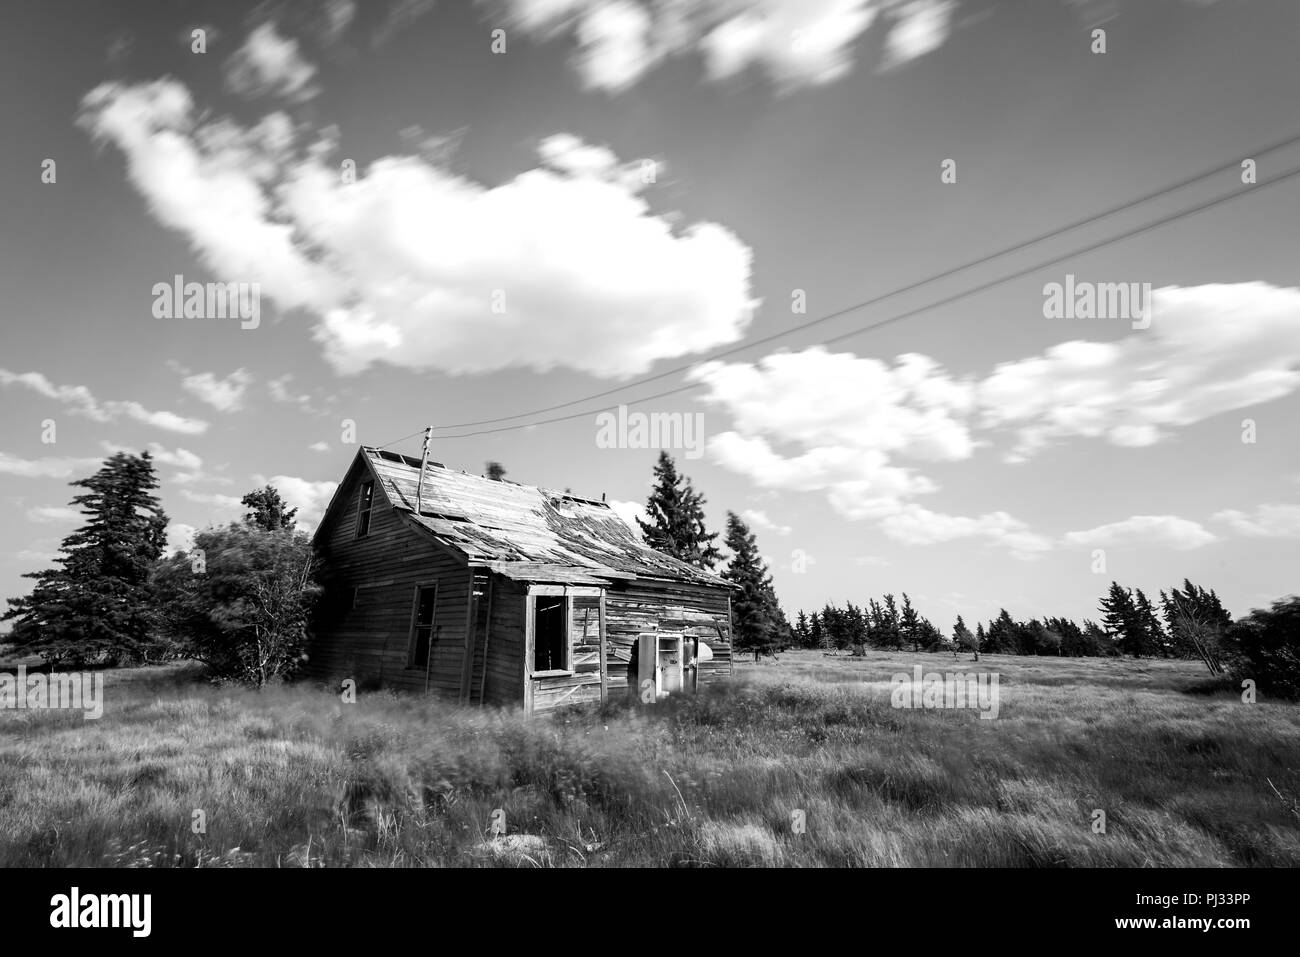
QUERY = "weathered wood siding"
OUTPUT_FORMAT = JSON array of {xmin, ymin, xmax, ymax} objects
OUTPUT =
[
  {"xmin": 481, "ymin": 574, "xmax": 525, "ymax": 707},
  {"xmin": 603, "ymin": 580, "xmax": 733, "ymax": 692},
  {"xmin": 527, "ymin": 588, "xmax": 604, "ymax": 715},
  {"xmin": 306, "ymin": 465, "xmax": 469, "ymax": 696},
  {"xmin": 461, "ymin": 572, "xmax": 492, "ymax": 704}
]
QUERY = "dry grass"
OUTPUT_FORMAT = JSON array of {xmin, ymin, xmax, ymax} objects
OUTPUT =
[{"xmin": 1, "ymin": 650, "xmax": 1297, "ymax": 867}]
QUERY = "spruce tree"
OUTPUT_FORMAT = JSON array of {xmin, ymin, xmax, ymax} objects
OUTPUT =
[
  {"xmin": 721, "ymin": 511, "xmax": 783, "ymax": 661},
  {"xmin": 809, "ymin": 612, "xmax": 825, "ymax": 651},
  {"xmin": 637, "ymin": 452, "xmax": 721, "ymax": 569},
  {"xmin": 794, "ymin": 610, "xmax": 810, "ymax": 647},
  {"xmin": 952, "ymin": 615, "xmax": 973, "ymax": 658},
  {"xmin": 1099, "ymin": 582, "xmax": 1147, "ymax": 657},
  {"xmin": 900, "ymin": 593, "xmax": 922, "ymax": 651},
  {"xmin": 1133, "ymin": 588, "xmax": 1166, "ymax": 656},
  {"xmin": 4, "ymin": 451, "xmax": 168, "ymax": 665}
]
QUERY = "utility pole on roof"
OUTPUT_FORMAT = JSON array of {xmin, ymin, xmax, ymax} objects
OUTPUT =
[{"xmin": 416, "ymin": 425, "xmax": 432, "ymax": 515}]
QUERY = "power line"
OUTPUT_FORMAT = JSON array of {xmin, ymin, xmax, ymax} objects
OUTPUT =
[
  {"xmin": 430, "ymin": 131, "xmax": 1300, "ymax": 431},
  {"xmin": 371, "ymin": 428, "xmax": 425, "ymax": 451},
  {"xmin": 430, "ymin": 162, "xmax": 1300, "ymax": 440}
]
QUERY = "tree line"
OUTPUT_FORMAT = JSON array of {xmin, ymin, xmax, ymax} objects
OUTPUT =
[
  {"xmin": 4, "ymin": 448, "xmax": 1297, "ymax": 699},
  {"xmin": 790, "ymin": 579, "xmax": 1233, "ymax": 660}
]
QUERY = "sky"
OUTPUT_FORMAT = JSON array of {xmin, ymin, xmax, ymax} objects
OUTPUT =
[{"xmin": 1, "ymin": 0, "xmax": 1298, "ymax": 634}]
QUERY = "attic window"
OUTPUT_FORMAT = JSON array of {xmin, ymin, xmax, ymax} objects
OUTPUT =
[{"xmin": 356, "ymin": 481, "xmax": 375, "ymax": 538}]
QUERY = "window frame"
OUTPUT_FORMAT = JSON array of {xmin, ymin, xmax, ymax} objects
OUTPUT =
[
  {"xmin": 355, "ymin": 480, "xmax": 376, "ymax": 538},
  {"xmin": 531, "ymin": 593, "xmax": 571, "ymax": 676},
  {"xmin": 406, "ymin": 582, "xmax": 438, "ymax": 672}
]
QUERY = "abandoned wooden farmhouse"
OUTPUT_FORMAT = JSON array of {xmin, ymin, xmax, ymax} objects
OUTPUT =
[{"xmin": 306, "ymin": 447, "xmax": 735, "ymax": 715}]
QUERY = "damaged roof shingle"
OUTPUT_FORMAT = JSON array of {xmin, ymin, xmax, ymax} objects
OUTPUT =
[{"xmin": 363, "ymin": 448, "xmax": 730, "ymax": 588}]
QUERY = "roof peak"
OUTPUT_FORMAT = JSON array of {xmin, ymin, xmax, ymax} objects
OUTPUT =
[{"xmin": 360, "ymin": 446, "xmax": 604, "ymax": 505}]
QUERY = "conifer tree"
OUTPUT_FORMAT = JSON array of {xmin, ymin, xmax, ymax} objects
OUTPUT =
[
  {"xmin": 4, "ymin": 452, "xmax": 168, "ymax": 665},
  {"xmin": 637, "ymin": 452, "xmax": 721, "ymax": 569},
  {"xmin": 721, "ymin": 511, "xmax": 784, "ymax": 661}
]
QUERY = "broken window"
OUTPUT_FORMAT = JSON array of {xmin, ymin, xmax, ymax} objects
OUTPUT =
[
  {"xmin": 356, "ymin": 481, "xmax": 375, "ymax": 537},
  {"xmin": 409, "ymin": 585, "xmax": 436, "ymax": 669},
  {"xmin": 533, "ymin": 596, "xmax": 569, "ymax": 673}
]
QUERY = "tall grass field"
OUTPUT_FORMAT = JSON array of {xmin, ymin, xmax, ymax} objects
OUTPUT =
[{"xmin": 1, "ymin": 650, "xmax": 1297, "ymax": 867}]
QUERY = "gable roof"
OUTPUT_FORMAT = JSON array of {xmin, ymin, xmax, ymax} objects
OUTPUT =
[{"xmin": 321, "ymin": 447, "xmax": 730, "ymax": 589}]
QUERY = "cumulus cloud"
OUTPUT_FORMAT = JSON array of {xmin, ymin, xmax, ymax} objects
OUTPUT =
[
  {"xmin": 686, "ymin": 281, "xmax": 1299, "ymax": 555},
  {"xmin": 1212, "ymin": 504, "xmax": 1300, "ymax": 539},
  {"xmin": 499, "ymin": 0, "xmax": 953, "ymax": 93},
  {"xmin": 688, "ymin": 347, "xmax": 1019, "ymax": 547},
  {"xmin": 0, "ymin": 368, "xmax": 209, "ymax": 434},
  {"xmin": 182, "ymin": 369, "xmax": 253, "ymax": 412},
  {"xmin": 1063, "ymin": 515, "xmax": 1217, "ymax": 551},
  {"xmin": 309, "ymin": 441, "xmax": 330, "ymax": 453},
  {"xmin": 878, "ymin": 504, "xmax": 1052, "ymax": 558},
  {"xmin": 979, "ymin": 283, "xmax": 1300, "ymax": 461},
  {"xmin": 224, "ymin": 22, "xmax": 319, "ymax": 102},
  {"xmin": 79, "ymin": 80, "xmax": 755, "ymax": 379}
]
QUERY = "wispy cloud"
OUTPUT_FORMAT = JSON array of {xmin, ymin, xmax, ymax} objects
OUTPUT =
[
  {"xmin": 1063, "ymin": 515, "xmax": 1217, "ymax": 551},
  {"xmin": 0, "ymin": 453, "xmax": 103, "ymax": 479},
  {"xmin": 182, "ymin": 369, "xmax": 253, "ymax": 413},
  {"xmin": 181, "ymin": 489, "xmax": 244, "ymax": 511},
  {"xmin": 224, "ymin": 22, "xmax": 319, "ymax": 102},
  {"xmin": 742, "ymin": 508, "xmax": 792, "ymax": 535},
  {"xmin": 979, "ymin": 283, "xmax": 1300, "ymax": 461},
  {"xmin": 1213, "ymin": 504, "xmax": 1300, "ymax": 540},
  {"xmin": 25, "ymin": 505, "xmax": 81, "ymax": 524},
  {"xmin": 101, "ymin": 441, "xmax": 203, "ymax": 471},
  {"xmin": 268, "ymin": 375, "xmax": 321, "ymax": 413},
  {"xmin": 0, "ymin": 369, "xmax": 208, "ymax": 434}
]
